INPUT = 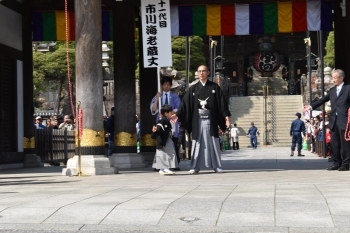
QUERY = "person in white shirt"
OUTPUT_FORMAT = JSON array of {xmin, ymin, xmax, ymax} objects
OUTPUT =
[
  {"xmin": 230, "ymin": 123, "xmax": 240, "ymax": 150},
  {"xmin": 58, "ymin": 115, "xmax": 74, "ymax": 131}
]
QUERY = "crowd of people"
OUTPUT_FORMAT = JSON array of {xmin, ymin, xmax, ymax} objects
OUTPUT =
[
  {"xmin": 34, "ymin": 114, "xmax": 75, "ymax": 130},
  {"xmin": 302, "ymin": 112, "xmax": 331, "ymax": 156}
]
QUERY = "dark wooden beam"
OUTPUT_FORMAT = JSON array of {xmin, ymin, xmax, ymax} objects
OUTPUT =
[
  {"xmin": 113, "ymin": 0, "xmax": 137, "ymax": 152},
  {"xmin": 22, "ymin": 0, "xmax": 36, "ymax": 155},
  {"xmin": 28, "ymin": 0, "xmax": 321, "ymax": 10},
  {"xmin": 1, "ymin": 0, "xmax": 22, "ymax": 14},
  {"xmin": 334, "ymin": 0, "xmax": 350, "ymax": 82},
  {"xmin": 169, "ymin": 0, "xmax": 291, "ymax": 4},
  {"xmin": 0, "ymin": 44, "xmax": 23, "ymax": 60}
]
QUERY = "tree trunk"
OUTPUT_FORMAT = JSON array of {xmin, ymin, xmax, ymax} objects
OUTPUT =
[{"xmin": 75, "ymin": 0, "xmax": 104, "ymax": 154}]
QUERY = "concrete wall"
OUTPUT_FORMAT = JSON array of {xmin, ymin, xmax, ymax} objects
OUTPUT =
[
  {"xmin": 0, "ymin": 4, "xmax": 23, "ymax": 161},
  {"xmin": 0, "ymin": 4, "xmax": 22, "ymax": 51}
]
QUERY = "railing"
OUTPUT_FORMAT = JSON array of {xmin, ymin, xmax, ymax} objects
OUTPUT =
[
  {"xmin": 103, "ymin": 80, "xmax": 114, "ymax": 95},
  {"xmin": 35, "ymin": 128, "xmax": 75, "ymax": 164},
  {"xmin": 315, "ymin": 140, "xmax": 324, "ymax": 156}
]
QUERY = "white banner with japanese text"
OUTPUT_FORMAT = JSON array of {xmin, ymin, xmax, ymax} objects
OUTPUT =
[{"xmin": 141, "ymin": 0, "xmax": 172, "ymax": 68}]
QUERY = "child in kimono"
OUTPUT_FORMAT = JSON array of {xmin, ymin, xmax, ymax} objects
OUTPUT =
[{"xmin": 151, "ymin": 104, "xmax": 178, "ymax": 175}]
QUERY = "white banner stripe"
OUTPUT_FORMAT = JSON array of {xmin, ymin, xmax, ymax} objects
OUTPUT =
[
  {"xmin": 235, "ymin": 4, "xmax": 249, "ymax": 35},
  {"xmin": 170, "ymin": 6, "xmax": 179, "ymax": 36},
  {"xmin": 307, "ymin": 0, "xmax": 321, "ymax": 31}
]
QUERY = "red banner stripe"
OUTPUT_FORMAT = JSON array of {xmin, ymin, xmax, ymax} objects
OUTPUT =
[
  {"xmin": 69, "ymin": 11, "xmax": 75, "ymax": 40},
  {"xmin": 292, "ymin": 1, "xmax": 307, "ymax": 32},
  {"xmin": 221, "ymin": 5, "xmax": 235, "ymax": 35}
]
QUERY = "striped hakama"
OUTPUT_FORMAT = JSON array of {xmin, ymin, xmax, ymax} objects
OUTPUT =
[
  {"xmin": 152, "ymin": 132, "xmax": 178, "ymax": 170},
  {"xmin": 190, "ymin": 109, "xmax": 222, "ymax": 169}
]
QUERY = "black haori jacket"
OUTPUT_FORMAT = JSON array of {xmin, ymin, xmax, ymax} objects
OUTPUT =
[
  {"xmin": 176, "ymin": 80, "xmax": 231, "ymax": 140},
  {"xmin": 151, "ymin": 116, "xmax": 172, "ymax": 149}
]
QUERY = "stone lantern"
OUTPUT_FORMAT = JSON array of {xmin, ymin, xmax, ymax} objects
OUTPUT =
[
  {"xmin": 324, "ymin": 66, "xmax": 332, "ymax": 84},
  {"xmin": 324, "ymin": 66, "xmax": 333, "ymax": 112}
]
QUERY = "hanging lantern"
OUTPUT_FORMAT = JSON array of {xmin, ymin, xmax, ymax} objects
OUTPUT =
[{"xmin": 252, "ymin": 51, "xmax": 281, "ymax": 74}]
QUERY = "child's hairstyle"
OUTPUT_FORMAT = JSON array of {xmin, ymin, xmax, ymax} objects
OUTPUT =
[
  {"xmin": 161, "ymin": 76, "xmax": 173, "ymax": 86},
  {"xmin": 161, "ymin": 104, "xmax": 173, "ymax": 115}
]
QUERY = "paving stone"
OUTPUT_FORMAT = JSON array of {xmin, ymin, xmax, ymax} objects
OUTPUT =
[
  {"xmin": 217, "ymin": 212, "xmax": 274, "ymax": 226},
  {"xmin": 0, "ymin": 207, "xmax": 57, "ymax": 224},
  {"xmin": 0, "ymin": 147, "xmax": 348, "ymax": 233},
  {"xmin": 101, "ymin": 209, "xmax": 165, "ymax": 225},
  {"xmin": 43, "ymin": 204, "xmax": 116, "ymax": 224},
  {"xmin": 276, "ymin": 212, "xmax": 334, "ymax": 227}
]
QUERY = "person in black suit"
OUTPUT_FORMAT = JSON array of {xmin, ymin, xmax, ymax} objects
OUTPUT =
[{"xmin": 303, "ymin": 69, "xmax": 350, "ymax": 171}]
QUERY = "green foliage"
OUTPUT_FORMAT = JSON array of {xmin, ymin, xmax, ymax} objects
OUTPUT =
[
  {"xmin": 171, "ymin": 36, "xmax": 205, "ymax": 81},
  {"xmin": 34, "ymin": 36, "xmax": 205, "ymax": 100},
  {"xmin": 107, "ymin": 41, "xmax": 114, "ymax": 69},
  {"xmin": 55, "ymin": 41, "xmax": 75, "ymax": 49},
  {"xmin": 33, "ymin": 42, "xmax": 75, "ymax": 107},
  {"xmin": 324, "ymin": 31, "xmax": 334, "ymax": 67},
  {"xmin": 135, "ymin": 28, "xmax": 140, "ymax": 67}
]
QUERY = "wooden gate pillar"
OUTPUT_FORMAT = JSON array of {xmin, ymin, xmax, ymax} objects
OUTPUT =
[
  {"xmin": 334, "ymin": 0, "xmax": 350, "ymax": 81},
  {"xmin": 109, "ymin": 0, "xmax": 147, "ymax": 168},
  {"xmin": 23, "ymin": 0, "xmax": 41, "ymax": 167},
  {"xmin": 63, "ymin": 0, "xmax": 115, "ymax": 175},
  {"xmin": 113, "ymin": 0, "xmax": 137, "ymax": 153},
  {"xmin": 137, "ymin": 16, "xmax": 158, "ymax": 164}
]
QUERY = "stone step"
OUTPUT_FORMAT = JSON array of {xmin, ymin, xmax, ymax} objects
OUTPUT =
[{"xmin": 229, "ymin": 94, "xmax": 302, "ymax": 147}]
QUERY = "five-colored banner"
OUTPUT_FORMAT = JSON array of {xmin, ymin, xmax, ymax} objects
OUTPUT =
[{"xmin": 32, "ymin": 1, "xmax": 333, "ymax": 41}]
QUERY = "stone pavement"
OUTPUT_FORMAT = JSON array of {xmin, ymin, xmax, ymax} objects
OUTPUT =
[{"xmin": 1, "ymin": 147, "xmax": 350, "ymax": 233}]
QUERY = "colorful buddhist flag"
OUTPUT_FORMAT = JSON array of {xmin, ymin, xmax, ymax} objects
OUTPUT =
[
  {"xmin": 32, "ymin": 1, "xmax": 333, "ymax": 40},
  {"xmin": 169, "ymin": 1, "xmax": 333, "ymax": 36},
  {"xmin": 32, "ymin": 11, "xmax": 113, "ymax": 41}
]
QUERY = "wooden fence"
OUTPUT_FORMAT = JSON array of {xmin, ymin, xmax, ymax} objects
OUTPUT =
[{"xmin": 35, "ymin": 128, "xmax": 75, "ymax": 164}]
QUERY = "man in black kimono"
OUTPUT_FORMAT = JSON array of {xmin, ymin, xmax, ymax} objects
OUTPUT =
[{"xmin": 172, "ymin": 65, "xmax": 231, "ymax": 174}]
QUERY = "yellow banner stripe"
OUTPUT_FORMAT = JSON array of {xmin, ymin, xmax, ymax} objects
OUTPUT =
[
  {"xmin": 56, "ymin": 11, "xmax": 68, "ymax": 41},
  {"xmin": 206, "ymin": 5, "xmax": 221, "ymax": 36},
  {"xmin": 278, "ymin": 2, "xmax": 292, "ymax": 33}
]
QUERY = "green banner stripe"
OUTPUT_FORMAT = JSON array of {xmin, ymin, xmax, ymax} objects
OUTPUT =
[
  {"xmin": 264, "ymin": 3, "xmax": 278, "ymax": 34},
  {"xmin": 42, "ymin": 11, "xmax": 57, "ymax": 41},
  {"xmin": 193, "ymin": 6, "xmax": 206, "ymax": 36}
]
